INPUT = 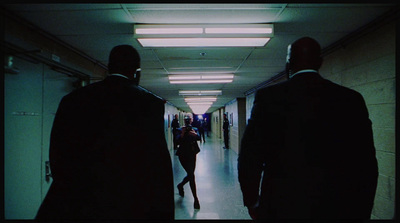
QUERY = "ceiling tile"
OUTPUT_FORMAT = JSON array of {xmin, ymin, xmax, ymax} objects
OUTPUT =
[
  {"xmin": 154, "ymin": 48, "xmax": 253, "ymax": 60},
  {"xmin": 162, "ymin": 59, "xmax": 243, "ymax": 72}
]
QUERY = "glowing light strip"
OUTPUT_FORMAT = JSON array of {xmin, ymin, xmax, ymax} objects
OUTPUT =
[
  {"xmin": 189, "ymin": 105, "xmax": 211, "ymax": 114},
  {"xmin": 169, "ymin": 75, "xmax": 201, "ymax": 80},
  {"xmin": 169, "ymin": 75, "xmax": 233, "ymax": 80},
  {"xmin": 185, "ymin": 97, "xmax": 217, "ymax": 102},
  {"xmin": 179, "ymin": 90, "xmax": 222, "ymax": 95},
  {"xmin": 201, "ymin": 75, "xmax": 234, "ymax": 79},
  {"xmin": 205, "ymin": 27, "xmax": 273, "ymax": 34},
  {"xmin": 187, "ymin": 102, "xmax": 213, "ymax": 105},
  {"xmin": 138, "ymin": 38, "xmax": 270, "ymax": 47},
  {"xmin": 170, "ymin": 79, "xmax": 232, "ymax": 84},
  {"xmin": 136, "ymin": 28, "xmax": 203, "ymax": 34}
]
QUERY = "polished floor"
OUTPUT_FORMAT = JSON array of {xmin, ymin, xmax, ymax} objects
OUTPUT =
[{"xmin": 171, "ymin": 134, "xmax": 251, "ymax": 220}]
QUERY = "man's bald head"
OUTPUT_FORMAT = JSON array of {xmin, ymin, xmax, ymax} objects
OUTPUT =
[
  {"xmin": 286, "ymin": 37, "xmax": 323, "ymax": 76},
  {"xmin": 108, "ymin": 45, "xmax": 141, "ymax": 84}
]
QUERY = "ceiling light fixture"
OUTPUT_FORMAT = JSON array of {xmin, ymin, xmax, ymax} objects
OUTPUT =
[
  {"xmin": 169, "ymin": 75, "xmax": 201, "ymax": 80},
  {"xmin": 187, "ymin": 102, "xmax": 214, "ymax": 105},
  {"xmin": 136, "ymin": 28, "xmax": 203, "ymax": 34},
  {"xmin": 184, "ymin": 96, "xmax": 217, "ymax": 114},
  {"xmin": 205, "ymin": 27, "xmax": 273, "ymax": 34},
  {"xmin": 179, "ymin": 90, "xmax": 222, "ymax": 96},
  {"xmin": 185, "ymin": 97, "xmax": 217, "ymax": 102},
  {"xmin": 169, "ymin": 67, "xmax": 233, "ymax": 71},
  {"xmin": 169, "ymin": 74, "xmax": 233, "ymax": 80},
  {"xmin": 169, "ymin": 74, "xmax": 234, "ymax": 84},
  {"xmin": 188, "ymin": 104, "xmax": 212, "ymax": 114},
  {"xmin": 134, "ymin": 24, "xmax": 273, "ymax": 47},
  {"xmin": 137, "ymin": 38, "xmax": 270, "ymax": 47},
  {"xmin": 170, "ymin": 80, "xmax": 233, "ymax": 84}
]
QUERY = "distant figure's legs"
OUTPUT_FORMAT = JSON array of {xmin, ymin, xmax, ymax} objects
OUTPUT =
[
  {"xmin": 173, "ymin": 131, "xmax": 178, "ymax": 150},
  {"xmin": 199, "ymin": 130, "xmax": 205, "ymax": 142},
  {"xmin": 178, "ymin": 155, "xmax": 200, "ymax": 209},
  {"xmin": 223, "ymin": 131, "xmax": 229, "ymax": 149}
]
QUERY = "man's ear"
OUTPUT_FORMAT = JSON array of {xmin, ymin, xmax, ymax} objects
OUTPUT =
[{"xmin": 133, "ymin": 70, "xmax": 140, "ymax": 85}]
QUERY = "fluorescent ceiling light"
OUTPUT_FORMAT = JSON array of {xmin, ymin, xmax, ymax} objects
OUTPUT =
[
  {"xmin": 201, "ymin": 74, "xmax": 233, "ymax": 79},
  {"xmin": 169, "ymin": 74, "xmax": 233, "ymax": 80},
  {"xmin": 136, "ymin": 25, "xmax": 273, "ymax": 35},
  {"xmin": 170, "ymin": 80, "xmax": 233, "ymax": 84},
  {"xmin": 134, "ymin": 24, "xmax": 273, "ymax": 47},
  {"xmin": 179, "ymin": 90, "xmax": 222, "ymax": 96},
  {"xmin": 169, "ymin": 75, "xmax": 201, "ymax": 80},
  {"xmin": 189, "ymin": 104, "xmax": 212, "ymax": 108},
  {"xmin": 169, "ymin": 74, "xmax": 234, "ymax": 84},
  {"xmin": 137, "ymin": 38, "xmax": 270, "ymax": 47},
  {"xmin": 185, "ymin": 97, "xmax": 217, "ymax": 102},
  {"xmin": 187, "ymin": 102, "xmax": 214, "ymax": 105},
  {"xmin": 190, "ymin": 109, "xmax": 210, "ymax": 114},
  {"xmin": 169, "ymin": 67, "xmax": 233, "ymax": 71},
  {"xmin": 136, "ymin": 28, "xmax": 203, "ymax": 34},
  {"xmin": 205, "ymin": 27, "xmax": 273, "ymax": 34},
  {"xmin": 188, "ymin": 105, "xmax": 211, "ymax": 114}
]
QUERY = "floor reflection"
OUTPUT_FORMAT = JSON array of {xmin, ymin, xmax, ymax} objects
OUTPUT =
[{"xmin": 172, "ymin": 134, "xmax": 251, "ymax": 220}]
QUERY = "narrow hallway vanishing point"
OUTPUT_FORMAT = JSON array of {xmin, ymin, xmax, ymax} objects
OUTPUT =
[{"xmin": 171, "ymin": 134, "xmax": 251, "ymax": 220}]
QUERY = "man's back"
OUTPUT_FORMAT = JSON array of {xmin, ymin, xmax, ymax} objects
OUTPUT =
[
  {"xmin": 239, "ymin": 72, "xmax": 378, "ymax": 219},
  {"xmin": 37, "ymin": 75, "xmax": 174, "ymax": 220}
]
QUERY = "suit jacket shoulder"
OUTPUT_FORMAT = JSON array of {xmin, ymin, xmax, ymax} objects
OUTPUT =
[{"xmin": 255, "ymin": 79, "xmax": 290, "ymax": 100}]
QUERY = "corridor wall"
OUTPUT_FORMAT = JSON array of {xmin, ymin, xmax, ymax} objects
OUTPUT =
[
  {"xmin": 164, "ymin": 104, "xmax": 181, "ymax": 151},
  {"xmin": 211, "ymin": 109, "xmax": 223, "ymax": 139},
  {"xmin": 224, "ymin": 98, "xmax": 246, "ymax": 154},
  {"xmin": 319, "ymin": 21, "xmax": 396, "ymax": 220},
  {"xmin": 4, "ymin": 57, "xmax": 77, "ymax": 219}
]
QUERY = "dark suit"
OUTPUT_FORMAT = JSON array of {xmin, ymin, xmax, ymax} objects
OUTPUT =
[
  {"xmin": 171, "ymin": 118, "xmax": 180, "ymax": 149},
  {"xmin": 36, "ymin": 75, "xmax": 174, "ymax": 220},
  {"xmin": 238, "ymin": 72, "xmax": 378, "ymax": 219},
  {"xmin": 223, "ymin": 117, "xmax": 230, "ymax": 148}
]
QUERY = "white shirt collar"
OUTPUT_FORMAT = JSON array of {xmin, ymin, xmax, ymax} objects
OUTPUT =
[
  {"xmin": 110, "ymin": 73, "xmax": 129, "ymax": 79},
  {"xmin": 289, "ymin": 69, "xmax": 318, "ymax": 79}
]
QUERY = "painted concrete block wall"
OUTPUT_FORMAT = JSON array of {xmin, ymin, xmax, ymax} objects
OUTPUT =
[
  {"xmin": 211, "ymin": 109, "xmax": 222, "ymax": 139},
  {"xmin": 164, "ymin": 103, "xmax": 180, "ymax": 152},
  {"xmin": 245, "ymin": 94, "xmax": 255, "ymax": 124},
  {"xmin": 225, "ymin": 101, "xmax": 238, "ymax": 153},
  {"xmin": 224, "ymin": 98, "xmax": 246, "ymax": 154},
  {"xmin": 319, "ymin": 22, "xmax": 396, "ymax": 219}
]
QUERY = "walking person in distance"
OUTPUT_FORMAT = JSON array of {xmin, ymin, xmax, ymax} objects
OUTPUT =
[
  {"xmin": 223, "ymin": 113, "xmax": 230, "ymax": 149},
  {"xmin": 176, "ymin": 114, "xmax": 201, "ymax": 210}
]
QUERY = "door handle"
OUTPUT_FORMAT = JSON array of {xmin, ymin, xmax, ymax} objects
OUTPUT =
[{"xmin": 45, "ymin": 161, "xmax": 52, "ymax": 182}]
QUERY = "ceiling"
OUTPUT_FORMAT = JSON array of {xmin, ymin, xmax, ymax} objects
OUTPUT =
[{"xmin": 3, "ymin": 3, "xmax": 396, "ymax": 113}]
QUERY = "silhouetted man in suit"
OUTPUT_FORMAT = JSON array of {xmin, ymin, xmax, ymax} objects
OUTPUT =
[
  {"xmin": 198, "ymin": 118, "xmax": 206, "ymax": 143},
  {"xmin": 238, "ymin": 37, "xmax": 378, "ymax": 220},
  {"xmin": 172, "ymin": 114, "xmax": 180, "ymax": 150},
  {"xmin": 223, "ymin": 113, "xmax": 230, "ymax": 149},
  {"xmin": 36, "ymin": 45, "xmax": 174, "ymax": 220}
]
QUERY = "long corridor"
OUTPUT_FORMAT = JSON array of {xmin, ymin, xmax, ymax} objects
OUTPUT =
[{"xmin": 171, "ymin": 134, "xmax": 251, "ymax": 220}]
